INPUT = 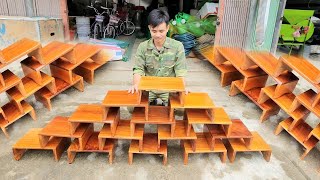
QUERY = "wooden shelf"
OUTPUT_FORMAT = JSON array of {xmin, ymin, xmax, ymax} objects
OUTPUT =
[
  {"xmin": 41, "ymin": 41, "xmax": 75, "ymax": 65},
  {"xmin": 293, "ymin": 89, "xmax": 320, "ymax": 118},
  {"xmin": 308, "ymin": 123, "xmax": 320, "ymax": 141},
  {"xmin": 102, "ymin": 90, "xmax": 147, "ymax": 107},
  {"xmin": 203, "ymin": 119, "xmax": 253, "ymax": 150},
  {"xmin": 183, "ymin": 93, "xmax": 215, "ymax": 108},
  {"xmin": 12, "ymin": 128, "xmax": 70, "ymax": 161},
  {"xmin": 132, "ymin": 106, "xmax": 172, "ymax": 124},
  {"xmin": 74, "ymin": 59, "xmax": 105, "ymax": 84},
  {"xmin": 53, "ymin": 44, "xmax": 102, "ymax": 70},
  {"xmin": 0, "ymin": 70, "xmax": 23, "ymax": 94},
  {"xmin": 35, "ymin": 75, "xmax": 83, "ymax": 110},
  {"xmin": 215, "ymin": 47, "xmax": 266, "ymax": 78},
  {"xmin": 79, "ymin": 59, "xmax": 102, "ymax": 70},
  {"xmin": 105, "ymin": 107, "xmax": 120, "ymax": 122},
  {"xmin": 158, "ymin": 121, "xmax": 197, "ymax": 140},
  {"xmin": 225, "ymin": 131, "xmax": 271, "ymax": 163},
  {"xmin": 0, "ymin": 38, "xmax": 41, "ymax": 66},
  {"xmin": 7, "ymin": 73, "xmax": 55, "ymax": 102},
  {"xmin": 260, "ymin": 85, "xmax": 310, "ymax": 123},
  {"xmin": 245, "ymin": 52, "xmax": 299, "ymax": 85},
  {"xmin": 205, "ymin": 119, "xmax": 252, "ymax": 138},
  {"xmin": 198, "ymin": 45, "xmax": 215, "ymax": 65},
  {"xmin": 199, "ymin": 46, "xmax": 243, "ymax": 86},
  {"xmin": 99, "ymin": 120, "xmax": 144, "ymax": 139},
  {"xmin": 230, "ymin": 80, "xmax": 280, "ymax": 122},
  {"xmin": 138, "ymin": 76, "xmax": 185, "ymax": 92},
  {"xmin": 69, "ymin": 104, "xmax": 104, "ymax": 123},
  {"xmin": 0, "ymin": 100, "xmax": 35, "ymax": 137},
  {"xmin": 186, "ymin": 109, "xmax": 212, "ymax": 124},
  {"xmin": 67, "ymin": 132, "xmax": 115, "ymax": 164},
  {"xmin": 39, "ymin": 116, "xmax": 91, "ymax": 138},
  {"xmin": 129, "ymin": 133, "xmax": 167, "ymax": 165},
  {"xmin": 275, "ymin": 117, "xmax": 318, "ymax": 159},
  {"xmin": 21, "ymin": 56, "xmax": 45, "ymax": 71},
  {"xmin": 186, "ymin": 107, "xmax": 231, "ymax": 124},
  {"xmin": 183, "ymin": 133, "xmax": 227, "ymax": 164},
  {"xmin": 38, "ymin": 116, "xmax": 93, "ymax": 150},
  {"xmin": 278, "ymin": 55, "xmax": 320, "ymax": 85}
]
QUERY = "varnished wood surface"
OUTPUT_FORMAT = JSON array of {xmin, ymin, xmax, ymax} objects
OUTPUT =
[
  {"xmin": 99, "ymin": 120, "xmax": 144, "ymax": 139},
  {"xmin": 261, "ymin": 85, "xmax": 310, "ymax": 121},
  {"xmin": 39, "ymin": 116, "xmax": 90, "ymax": 138},
  {"xmin": 69, "ymin": 132, "xmax": 114, "ymax": 151},
  {"xmin": 1, "ymin": 38, "xmax": 40, "ymax": 65},
  {"xmin": 280, "ymin": 55, "xmax": 320, "ymax": 84},
  {"xmin": 129, "ymin": 133, "xmax": 166, "ymax": 153},
  {"xmin": 183, "ymin": 93, "xmax": 215, "ymax": 108},
  {"xmin": 102, "ymin": 90, "xmax": 145, "ymax": 106},
  {"xmin": 42, "ymin": 41, "xmax": 75, "ymax": 64},
  {"xmin": 309, "ymin": 123, "xmax": 320, "ymax": 140},
  {"xmin": 69, "ymin": 104, "xmax": 104, "ymax": 123},
  {"xmin": 13, "ymin": 128, "xmax": 64, "ymax": 149},
  {"xmin": 277, "ymin": 117, "xmax": 317, "ymax": 150},
  {"xmin": 227, "ymin": 119, "xmax": 252, "ymax": 138},
  {"xmin": 158, "ymin": 121, "xmax": 197, "ymax": 140},
  {"xmin": 138, "ymin": 76, "xmax": 185, "ymax": 92},
  {"xmin": 216, "ymin": 47, "xmax": 266, "ymax": 77},
  {"xmin": 0, "ymin": 101, "xmax": 34, "ymax": 128},
  {"xmin": 0, "ymin": 70, "xmax": 21, "ymax": 93},
  {"xmin": 184, "ymin": 133, "xmax": 226, "ymax": 153},
  {"xmin": 13, "ymin": 128, "xmax": 69, "ymax": 161},
  {"xmin": 245, "ymin": 51, "xmax": 299, "ymax": 84},
  {"xmin": 132, "ymin": 106, "xmax": 172, "ymax": 124},
  {"xmin": 230, "ymin": 80, "xmax": 279, "ymax": 114}
]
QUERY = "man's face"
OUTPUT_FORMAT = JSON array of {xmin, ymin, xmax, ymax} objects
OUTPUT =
[{"xmin": 149, "ymin": 22, "xmax": 169, "ymax": 44}]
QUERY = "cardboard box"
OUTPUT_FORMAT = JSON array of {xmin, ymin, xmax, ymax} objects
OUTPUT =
[{"xmin": 199, "ymin": 2, "xmax": 219, "ymax": 19}]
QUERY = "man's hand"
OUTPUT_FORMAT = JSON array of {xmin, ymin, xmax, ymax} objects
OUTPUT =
[{"xmin": 128, "ymin": 84, "xmax": 139, "ymax": 94}]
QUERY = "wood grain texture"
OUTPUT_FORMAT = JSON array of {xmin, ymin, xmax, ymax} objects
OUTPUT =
[{"xmin": 138, "ymin": 76, "xmax": 185, "ymax": 92}]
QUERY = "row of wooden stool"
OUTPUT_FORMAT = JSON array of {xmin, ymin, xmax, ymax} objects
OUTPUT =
[
  {"xmin": 13, "ymin": 77, "xmax": 272, "ymax": 165},
  {"xmin": 199, "ymin": 46, "xmax": 320, "ymax": 164},
  {"xmin": 0, "ymin": 38, "xmax": 113, "ymax": 138}
]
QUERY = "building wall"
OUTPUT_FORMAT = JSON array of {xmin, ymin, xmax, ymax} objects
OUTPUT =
[
  {"xmin": 214, "ymin": 0, "xmax": 251, "ymax": 48},
  {"xmin": 214, "ymin": 0, "xmax": 281, "ymax": 52},
  {"xmin": 0, "ymin": 0, "xmax": 62, "ymax": 17},
  {"xmin": 246, "ymin": 0, "xmax": 280, "ymax": 51}
]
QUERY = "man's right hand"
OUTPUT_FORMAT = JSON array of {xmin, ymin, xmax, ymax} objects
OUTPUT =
[{"xmin": 128, "ymin": 84, "xmax": 139, "ymax": 94}]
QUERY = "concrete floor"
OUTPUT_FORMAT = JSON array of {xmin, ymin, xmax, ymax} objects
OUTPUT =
[{"xmin": 0, "ymin": 38, "xmax": 320, "ymax": 179}]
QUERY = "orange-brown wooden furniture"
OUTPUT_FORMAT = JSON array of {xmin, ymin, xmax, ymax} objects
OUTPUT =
[
  {"xmin": 0, "ymin": 38, "xmax": 113, "ymax": 137},
  {"xmin": 13, "ymin": 128, "xmax": 70, "ymax": 161},
  {"xmin": 13, "ymin": 77, "xmax": 271, "ymax": 165},
  {"xmin": 199, "ymin": 46, "xmax": 242, "ymax": 87},
  {"xmin": 67, "ymin": 132, "xmax": 115, "ymax": 164},
  {"xmin": 225, "ymin": 132, "xmax": 271, "ymax": 163}
]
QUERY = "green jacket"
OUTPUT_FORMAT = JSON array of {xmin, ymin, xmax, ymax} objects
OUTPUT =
[{"xmin": 133, "ymin": 37, "xmax": 187, "ymax": 77}]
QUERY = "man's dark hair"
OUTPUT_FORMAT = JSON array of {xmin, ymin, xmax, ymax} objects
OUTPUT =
[{"xmin": 148, "ymin": 9, "xmax": 169, "ymax": 27}]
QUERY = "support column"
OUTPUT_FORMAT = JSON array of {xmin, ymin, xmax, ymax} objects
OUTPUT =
[
  {"xmin": 25, "ymin": 0, "xmax": 35, "ymax": 17},
  {"xmin": 60, "ymin": 0, "xmax": 70, "ymax": 41},
  {"xmin": 270, "ymin": 0, "xmax": 287, "ymax": 54}
]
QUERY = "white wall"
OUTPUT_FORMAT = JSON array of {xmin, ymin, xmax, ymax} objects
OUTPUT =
[{"xmin": 127, "ymin": 0, "xmax": 153, "ymax": 7}]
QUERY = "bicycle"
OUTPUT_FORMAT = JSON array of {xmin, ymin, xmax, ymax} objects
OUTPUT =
[
  {"xmin": 122, "ymin": 11, "xmax": 135, "ymax": 36},
  {"xmin": 87, "ymin": 5, "xmax": 115, "ymax": 39},
  {"xmin": 108, "ymin": 9, "xmax": 125, "ymax": 37},
  {"xmin": 111, "ymin": 0, "xmax": 136, "ymax": 36}
]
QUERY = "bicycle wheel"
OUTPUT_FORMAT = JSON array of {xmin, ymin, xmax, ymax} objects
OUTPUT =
[
  {"xmin": 93, "ymin": 23, "xmax": 101, "ymax": 39},
  {"xmin": 103, "ymin": 25, "xmax": 116, "ymax": 39},
  {"xmin": 122, "ymin": 21, "xmax": 135, "ymax": 36},
  {"xmin": 117, "ymin": 19, "xmax": 125, "ymax": 35}
]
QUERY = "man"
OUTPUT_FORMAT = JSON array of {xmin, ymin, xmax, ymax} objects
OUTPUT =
[{"xmin": 128, "ymin": 9, "xmax": 187, "ymax": 105}]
